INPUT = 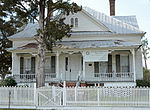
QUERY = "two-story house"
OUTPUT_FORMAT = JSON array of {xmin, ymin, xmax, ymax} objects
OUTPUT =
[{"xmin": 8, "ymin": 1, "xmax": 145, "ymax": 87}]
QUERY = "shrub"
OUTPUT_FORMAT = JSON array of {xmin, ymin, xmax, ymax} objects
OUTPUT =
[
  {"xmin": 136, "ymin": 80, "xmax": 150, "ymax": 87},
  {"xmin": 0, "ymin": 77, "xmax": 17, "ymax": 87}
]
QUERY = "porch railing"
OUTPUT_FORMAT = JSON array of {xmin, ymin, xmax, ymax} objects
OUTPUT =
[
  {"xmin": 13, "ymin": 72, "xmax": 134, "ymax": 83},
  {"xmin": 13, "ymin": 73, "xmax": 57, "ymax": 83},
  {"xmin": 85, "ymin": 72, "xmax": 134, "ymax": 82}
]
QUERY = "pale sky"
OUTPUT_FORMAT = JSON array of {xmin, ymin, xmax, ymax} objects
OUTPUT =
[{"xmin": 72, "ymin": 0, "xmax": 150, "ymax": 69}]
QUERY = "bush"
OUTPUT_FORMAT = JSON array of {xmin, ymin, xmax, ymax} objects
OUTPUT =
[
  {"xmin": 136, "ymin": 80, "xmax": 150, "ymax": 87},
  {"xmin": 0, "ymin": 76, "xmax": 17, "ymax": 87}
]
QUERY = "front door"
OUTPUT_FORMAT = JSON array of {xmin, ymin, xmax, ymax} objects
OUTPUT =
[{"xmin": 65, "ymin": 54, "xmax": 81, "ymax": 81}]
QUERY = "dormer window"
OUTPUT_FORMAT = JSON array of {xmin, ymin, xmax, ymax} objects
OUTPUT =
[
  {"xmin": 70, "ymin": 17, "xmax": 78, "ymax": 27},
  {"xmin": 75, "ymin": 18, "xmax": 78, "ymax": 27},
  {"xmin": 71, "ymin": 18, "xmax": 74, "ymax": 27}
]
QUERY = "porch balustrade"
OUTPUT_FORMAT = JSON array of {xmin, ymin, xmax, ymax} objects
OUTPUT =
[
  {"xmin": 13, "ymin": 73, "xmax": 57, "ymax": 83},
  {"xmin": 85, "ymin": 72, "xmax": 134, "ymax": 82},
  {"xmin": 13, "ymin": 72, "xmax": 134, "ymax": 83}
]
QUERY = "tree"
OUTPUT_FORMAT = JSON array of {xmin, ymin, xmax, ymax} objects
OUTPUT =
[
  {"xmin": 142, "ymin": 37, "xmax": 150, "ymax": 70},
  {"xmin": 0, "ymin": 2, "xmax": 23, "ymax": 79},
  {"xmin": 2, "ymin": 0, "xmax": 81, "ymax": 87}
]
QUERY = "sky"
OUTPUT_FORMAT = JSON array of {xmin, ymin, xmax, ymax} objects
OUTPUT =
[{"xmin": 72, "ymin": 0, "xmax": 150, "ymax": 69}]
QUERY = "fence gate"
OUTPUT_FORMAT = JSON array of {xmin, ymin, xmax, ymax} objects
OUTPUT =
[{"xmin": 36, "ymin": 87, "xmax": 62, "ymax": 107}]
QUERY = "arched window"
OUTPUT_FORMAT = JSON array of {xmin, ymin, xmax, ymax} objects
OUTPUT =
[
  {"xmin": 71, "ymin": 18, "xmax": 74, "ymax": 27},
  {"xmin": 75, "ymin": 18, "xmax": 78, "ymax": 27}
]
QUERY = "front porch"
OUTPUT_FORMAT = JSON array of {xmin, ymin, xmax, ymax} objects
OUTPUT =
[{"xmin": 12, "ymin": 48, "xmax": 136, "ymax": 85}]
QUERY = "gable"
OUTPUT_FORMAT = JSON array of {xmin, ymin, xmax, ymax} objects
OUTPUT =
[
  {"xmin": 83, "ymin": 7, "xmax": 144, "ymax": 34},
  {"xmin": 64, "ymin": 11, "xmax": 109, "ymax": 32}
]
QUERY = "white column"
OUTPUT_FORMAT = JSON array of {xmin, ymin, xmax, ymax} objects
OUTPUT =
[
  {"xmin": 132, "ymin": 49, "xmax": 136, "ymax": 82},
  {"xmin": 56, "ymin": 51, "xmax": 60, "ymax": 80},
  {"xmin": 83, "ymin": 57, "xmax": 86, "ymax": 81}
]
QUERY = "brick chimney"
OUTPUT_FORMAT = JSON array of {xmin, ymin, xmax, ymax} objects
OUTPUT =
[{"xmin": 109, "ymin": 0, "xmax": 116, "ymax": 16}]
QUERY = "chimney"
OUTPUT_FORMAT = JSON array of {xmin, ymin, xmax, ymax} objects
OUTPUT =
[{"xmin": 109, "ymin": 0, "xmax": 116, "ymax": 16}]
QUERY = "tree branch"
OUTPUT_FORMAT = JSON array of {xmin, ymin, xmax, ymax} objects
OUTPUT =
[{"xmin": 17, "ymin": 2, "xmax": 39, "ymax": 22}]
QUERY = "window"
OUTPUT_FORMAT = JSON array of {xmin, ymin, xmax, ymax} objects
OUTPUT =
[
  {"xmin": 20, "ymin": 57, "xmax": 35, "ymax": 75},
  {"xmin": 71, "ymin": 18, "xmax": 74, "ymax": 27},
  {"xmin": 70, "ymin": 17, "xmax": 78, "ymax": 27},
  {"xmin": 24, "ymin": 57, "xmax": 31, "ymax": 74},
  {"xmin": 75, "ymin": 18, "xmax": 78, "ymax": 27},
  {"xmin": 99, "ymin": 62, "xmax": 108, "ymax": 73},
  {"xmin": 116, "ymin": 54, "xmax": 129, "ymax": 73},
  {"xmin": 45, "ymin": 56, "xmax": 56, "ymax": 74},
  {"xmin": 94, "ymin": 55, "xmax": 112, "ymax": 74},
  {"xmin": 45, "ymin": 58, "xmax": 51, "ymax": 74},
  {"xmin": 120, "ymin": 55, "xmax": 129, "ymax": 72}
]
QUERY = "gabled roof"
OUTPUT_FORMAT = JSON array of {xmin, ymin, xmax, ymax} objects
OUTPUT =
[
  {"xmin": 113, "ymin": 16, "xmax": 139, "ymax": 28},
  {"xmin": 10, "ymin": 23, "xmax": 39, "ymax": 39},
  {"xmin": 9, "ymin": 7, "xmax": 145, "ymax": 39},
  {"xmin": 83, "ymin": 7, "xmax": 144, "ymax": 34}
]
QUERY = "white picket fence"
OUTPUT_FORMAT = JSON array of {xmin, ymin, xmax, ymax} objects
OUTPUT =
[{"xmin": 0, "ymin": 85, "xmax": 150, "ymax": 109}]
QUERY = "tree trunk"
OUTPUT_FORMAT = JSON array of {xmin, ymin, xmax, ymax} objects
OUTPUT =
[
  {"xmin": 36, "ymin": 0, "xmax": 46, "ymax": 88},
  {"xmin": 144, "ymin": 58, "xmax": 148, "ymax": 70}
]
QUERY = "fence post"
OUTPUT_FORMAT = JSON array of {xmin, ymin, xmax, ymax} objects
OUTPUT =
[
  {"xmin": 14, "ymin": 87, "xmax": 17, "ymax": 105},
  {"xmin": 63, "ymin": 81, "xmax": 66, "ymax": 106},
  {"xmin": 52, "ymin": 85, "xmax": 56, "ymax": 102},
  {"xmin": 75, "ymin": 87, "xmax": 77, "ymax": 102},
  {"xmin": 34, "ymin": 83, "xmax": 37, "ymax": 107},
  {"xmin": 8, "ymin": 89, "xmax": 11, "ymax": 109},
  {"xmin": 97, "ymin": 84, "xmax": 100, "ymax": 106}
]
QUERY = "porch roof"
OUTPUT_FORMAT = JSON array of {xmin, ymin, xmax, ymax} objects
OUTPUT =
[
  {"xmin": 56, "ymin": 40, "xmax": 140, "ymax": 49},
  {"xmin": 8, "ymin": 40, "xmax": 140, "ymax": 52}
]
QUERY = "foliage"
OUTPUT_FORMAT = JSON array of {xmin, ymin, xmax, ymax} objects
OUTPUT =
[
  {"xmin": 142, "ymin": 37, "xmax": 150, "ymax": 69},
  {"xmin": 1, "ymin": 0, "xmax": 81, "ymax": 87},
  {"xmin": 2, "ymin": 0, "xmax": 81, "ymax": 50},
  {"xmin": 143, "ymin": 67, "xmax": 150, "ymax": 81},
  {"xmin": 136, "ymin": 80, "xmax": 150, "ymax": 87},
  {"xmin": 0, "ymin": 76, "xmax": 17, "ymax": 87},
  {"xmin": 0, "ymin": 1, "xmax": 24, "ymax": 79}
]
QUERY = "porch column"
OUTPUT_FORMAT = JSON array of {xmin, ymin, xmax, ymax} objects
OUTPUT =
[
  {"xmin": 83, "ymin": 58, "xmax": 86, "ymax": 80},
  {"xmin": 132, "ymin": 49, "xmax": 136, "ymax": 82},
  {"xmin": 56, "ymin": 51, "xmax": 60, "ymax": 80}
]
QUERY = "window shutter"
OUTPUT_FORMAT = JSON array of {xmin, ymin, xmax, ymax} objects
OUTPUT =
[
  {"xmin": 108, "ymin": 55, "xmax": 112, "ymax": 73},
  {"xmin": 116, "ymin": 55, "xmax": 120, "ymax": 73},
  {"xmin": 94, "ymin": 62, "xmax": 99, "ymax": 73},
  {"xmin": 51, "ymin": 56, "xmax": 56, "ymax": 73},
  {"xmin": 31, "ymin": 57, "xmax": 35, "ymax": 74},
  {"xmin": 128, "ymin": 55, "xmax": 130, "ymax": 72},
  {"xmin": 20, "ymin": 57, "xmax": 24, "ymax": 74}
]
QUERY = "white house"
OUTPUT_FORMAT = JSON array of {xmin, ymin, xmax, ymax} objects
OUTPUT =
[{"xmin": 8, "ymin": 4, "xmax": 145, "ymax": 87}]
